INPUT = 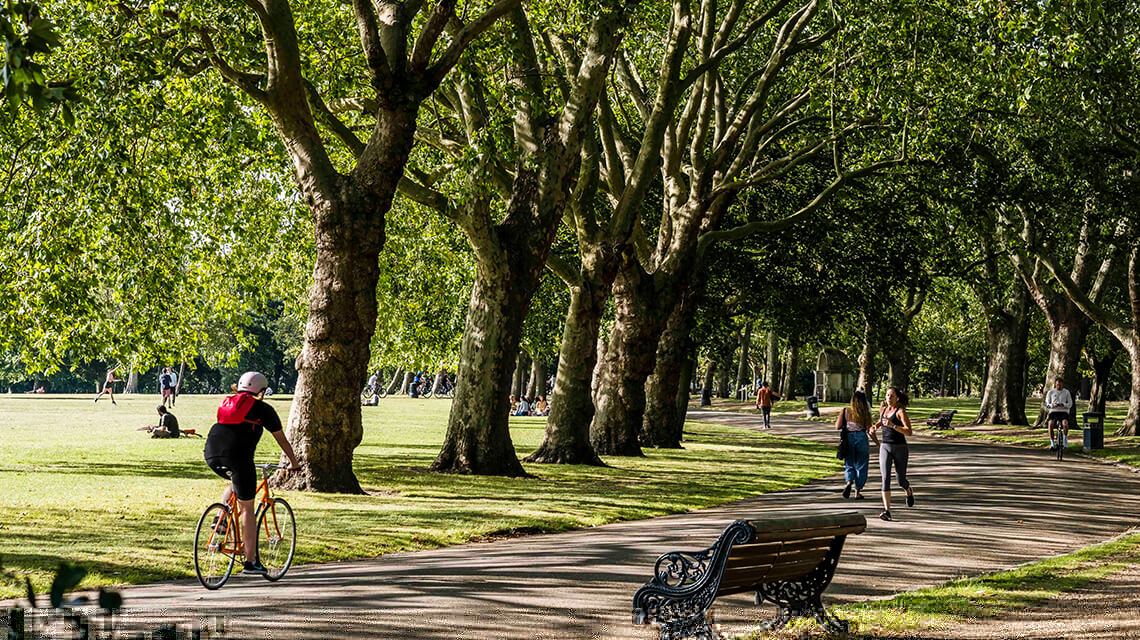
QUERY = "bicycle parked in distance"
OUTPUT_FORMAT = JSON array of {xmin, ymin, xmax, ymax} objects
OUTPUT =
[
  {"xmin": 194, "ymin": 463, "xmax": 297, "ymax": 589},
  {"xmin": 361, "ymin": 383, "xmax": 388, "ymax": 404}
]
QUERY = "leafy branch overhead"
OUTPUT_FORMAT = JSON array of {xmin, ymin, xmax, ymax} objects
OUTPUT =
[{"xmin": 0, "ymin": 1, "xmax": 75, "ymax": 119}]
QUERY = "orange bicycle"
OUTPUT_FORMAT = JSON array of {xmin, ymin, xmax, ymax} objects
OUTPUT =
[{"xmin": 193, "ymin": 463, "xmax": 297, "ymax": 589}]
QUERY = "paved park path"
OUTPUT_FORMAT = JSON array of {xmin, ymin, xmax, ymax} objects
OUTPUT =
[{"xmin": 106, "ymin": 409, "xmax": 1140, "ymax": 639}]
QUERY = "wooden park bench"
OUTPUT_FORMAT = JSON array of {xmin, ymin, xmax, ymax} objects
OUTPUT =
[
  {"xmin": 632, "ymin": 512, "xmax": 866, "ymax": 639},
  {"xmin": 925, "ymin": 409, "xmax": 956, "ymax": 429}
]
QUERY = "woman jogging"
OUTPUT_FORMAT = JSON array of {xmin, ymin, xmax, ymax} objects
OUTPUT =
[
  {"xmin": 835, "ymin": 390, "xmax": 875, "ymax": 500},
  {"xmin": 872, "ymin": 386, "xmax": 915, "ymax": 521}
]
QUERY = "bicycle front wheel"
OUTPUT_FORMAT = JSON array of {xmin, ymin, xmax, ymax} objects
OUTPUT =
[
  {"xmin": 194, "ymin": 503, "xmax": 237, "ymax": 590},
  {"xmin": 257, "ymin": 498, "xmax": 296, "ymax": 581}
]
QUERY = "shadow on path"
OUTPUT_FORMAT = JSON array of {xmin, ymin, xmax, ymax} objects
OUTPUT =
[{"xmin": 85, "ymin": 410, "xmax": 1140, "ymax": 639}]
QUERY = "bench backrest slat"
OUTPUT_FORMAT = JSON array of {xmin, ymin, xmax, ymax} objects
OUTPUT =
[{"xmin": 714, "ymin": 512, "xmax": 865, "ymax": 597}]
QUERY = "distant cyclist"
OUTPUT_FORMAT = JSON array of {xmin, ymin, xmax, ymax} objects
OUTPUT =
[
  {"xmin": 1044, "ymin": 378, "xmax": 1073, "ymax": 450},
  {"xmin": 203, "ymin": 372, "xmax": 302, "ymax": 575}
]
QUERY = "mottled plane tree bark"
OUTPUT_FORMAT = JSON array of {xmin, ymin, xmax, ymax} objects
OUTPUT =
[
  {"xmin": 399, "ymin": 2, "xmax": 637, "ymax": 474},
  {"xmin": 131, "ymin": 0, "xmax": 519, "ymax": 491},
  {"xmin": 591, "ymin": 0, "xmax": 901, "ymax": 453}
]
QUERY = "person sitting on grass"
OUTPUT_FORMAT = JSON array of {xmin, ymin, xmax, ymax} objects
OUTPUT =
[
  {"xmin": 533, "ymin": 395, "xmax": 549, "ymax": 416},
  {"xmin": 149, "ymin": 405, "xmax": 180, "ymax": 438}
]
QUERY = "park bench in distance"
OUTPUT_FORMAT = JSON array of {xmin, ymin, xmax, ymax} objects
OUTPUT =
[
  {"xmin": 925, "ymin": 409, "xmax": 957, "ymax": 430},
  {"xmin": 632, "ymin": 511, "xmax": 866, "ymax": 639}
]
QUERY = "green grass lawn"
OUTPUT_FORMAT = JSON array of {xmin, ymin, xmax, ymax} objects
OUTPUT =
[
  {"xmin": 0, "ymin": 394, "xmax": 839, "ymax": 599},
  {"xmin": 745, "ymin": 529, "xmax": 1140, "ymax": 638}
]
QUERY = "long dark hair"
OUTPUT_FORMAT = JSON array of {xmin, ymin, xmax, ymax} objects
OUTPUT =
[
  {"xmin": 849, "ymin": 390, "xmax": 872, "ymax": 427},
  {"xmin": 886, "ymin": 386, "xmax": 910, "ymax": 408}
]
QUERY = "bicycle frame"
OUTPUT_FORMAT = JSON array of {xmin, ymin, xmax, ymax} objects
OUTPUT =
[{"xmin": 206, "ymin": 475, "xmax": 279, "ymax": 558}]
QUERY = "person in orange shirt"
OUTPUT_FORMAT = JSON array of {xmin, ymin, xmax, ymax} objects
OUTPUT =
[{"xmin": 754, "ymin": 381, "xmax": 782, "ymax": 429}]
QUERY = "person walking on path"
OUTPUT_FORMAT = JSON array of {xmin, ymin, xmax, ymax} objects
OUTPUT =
[
  {"xmin": 836, "ymin": 390, "xmax": 876, "ymax": 500},
  {"xmin": 754, "ymin": 381, "xmax": 781, "ymax": 429},
  {"xmin": 872, "ymin": 386, "xmax": 915, "ymax": 521},
  {"xmin": 94, "ymin": 367, "xmax": 121, "ymax": 405}
]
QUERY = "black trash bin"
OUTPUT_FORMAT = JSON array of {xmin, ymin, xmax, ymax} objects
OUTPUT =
[
  {"xmin": 1083, "ymin": 412, "xmax": 1104, "ymax": 451},
  {"xmin": 805, "ymin": 395, "xmax": 820, "ymax": 418}
]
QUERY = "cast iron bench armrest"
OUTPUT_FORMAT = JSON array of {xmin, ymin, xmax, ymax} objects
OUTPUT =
[{"xmin": 632, "ymin": 512, "xmax": 866, "ymax": 639}]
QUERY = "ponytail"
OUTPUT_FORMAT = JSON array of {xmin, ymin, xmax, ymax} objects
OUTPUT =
[{"xmin": 887, "ymin": 386, "xmax": 909, "ymax": 408}]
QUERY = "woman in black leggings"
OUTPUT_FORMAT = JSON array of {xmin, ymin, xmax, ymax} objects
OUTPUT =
[{"xmin": 872, "ymin": 386, "xmax": 915, "ymax": 521}]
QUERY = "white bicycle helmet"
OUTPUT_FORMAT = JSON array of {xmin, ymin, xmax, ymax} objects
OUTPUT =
[{"xmin": 237, "ymin": 371, "xmax": 269, "ymax": 394}]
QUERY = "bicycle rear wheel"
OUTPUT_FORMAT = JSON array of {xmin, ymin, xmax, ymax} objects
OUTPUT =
[
  {"xmin": 194, "ymin": 503, "xmax": 237, "ymax": 590},
  {"xmin": 257, "ymin": 498, "xmax": 296, "ymax": 581}
]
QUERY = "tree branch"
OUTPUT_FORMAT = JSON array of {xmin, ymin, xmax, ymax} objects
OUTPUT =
[
  {"xmin": 351, "ymin": 0, "xmax": 391, "ymax": 81},
  {"xmin": 696, "ymin": 158, "xmax": 901, "ymax": 258},
  {"xmin": 425, "ymin": 0, "xmax": 521, "ymax": 90}
]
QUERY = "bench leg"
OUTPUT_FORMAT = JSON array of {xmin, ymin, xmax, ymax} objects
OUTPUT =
[
  {"xmin": 808, "ymin": 596, "xmax": 849, "ymax": 634},
  {"xmin": 659, "ymin": 614, "xmax": 716, "ymax": 640}
]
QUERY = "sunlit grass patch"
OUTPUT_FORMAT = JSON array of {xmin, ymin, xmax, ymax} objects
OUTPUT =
[{"xmin": 0, "ymin": 394, "xmax": 839, "ymax": 598}]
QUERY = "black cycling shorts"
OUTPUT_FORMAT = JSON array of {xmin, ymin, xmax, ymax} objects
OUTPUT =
[
  {"xmin": 1048, "ymin": 411, "xmax": 1070, "ymax": 424},
  {"xmin": 206, "ymin": 456, "xmax": 258, "ymax": 501}
]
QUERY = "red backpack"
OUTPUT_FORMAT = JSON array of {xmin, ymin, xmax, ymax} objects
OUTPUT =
[{"xmin": 217, "ymin": 393, "xmax": 258, "ymax": 426}]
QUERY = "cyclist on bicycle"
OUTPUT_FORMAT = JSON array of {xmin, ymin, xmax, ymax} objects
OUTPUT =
[
  {"xmin": 1044, "ymin": 377, "xmax": 1074, "ymax": 450},
  {"xmin": 203, "ymin": 371, "xmax": 302, "ymax": 575}
]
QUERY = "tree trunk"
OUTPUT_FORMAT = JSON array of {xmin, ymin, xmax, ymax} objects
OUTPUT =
[
  {"xmin": 176, "ymin": 361, "xmax": 185, "ymax": 395},
  {"xmin": 765, "ymin": 331, "xmax": 780, "ymax": 389},
  {"xmin": 716, "ymin": 361, "xmax": 731, "ymax": 398},
  {"xmin": 525, "ymin": 359, "xmax": 546, "ymax": 400},
  {"xmin": 124, "ymin": 367, "xmax": 138, "ymax": 394},
  {"xmin": 734, "ymin": 324, "xmax": 752, "ymax": 395},
  {"xmin": 431, "ymin": 366, "xmax": 447, "ymax": 395},
  {"xmin": 590, "ymin": 261, "xmax": 670, "ymax": 457},
  {"xmin": 975, "ymin": 281, "xmax": 1031, "ymax": 425},
  {"xmin": 1033, "ymin": 303, "xmax": 1092, "ymax": 426},
  {"xmin": 781, "ymin": 342, "xmax": 799, "ymax": 401},
  {"xmin": 1088, "ymin": 343, "xmax": 1121, "ymax": 416},
  {"xmin": 399, "ymin": 370, "xmax": 413, "ymax": 395},
  {"xmin": 887, "ymin": 347, "xmax": 911, "ymax": 392},
  {"xmin": 386, "ymin": 367, "xmax": 404, "ymax": 395},
  {"xmin": 675, "ymin": 353, "xmax": 695, "ymax": 439},
  {"xmin": 702, "ymin": 360, "xmax": 716, "ymax": 399},
  {"xmin": 1121, "ymin": 343, "xmax": 1140, "ymax": 436},
  {"xmin": 283, "ymin": 188, "xmax": 389, "ymax": 493},
  {"xmin": 528, "ymin": 257, "xmax": 614, "ymax": 465},
  {"xmin": 432, "ymin": 256, "xmax": 533, "ymax": 476},
  {"xmin": 511, "ymin": 352, "xmax": 527, "ymax": 398},
  {"xmin": 642, "ymin": 293, "xmax": 698, "ymax": 449},
  {"xmin": 856, "ymin": 322, "xmax": 877, "ymax": 394}
]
